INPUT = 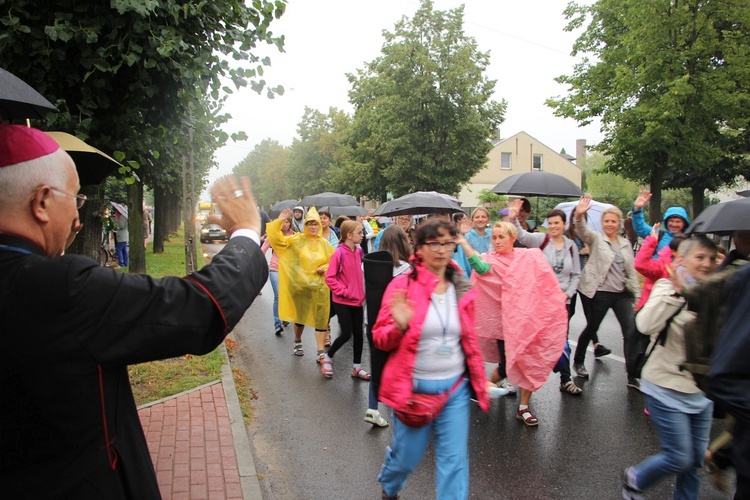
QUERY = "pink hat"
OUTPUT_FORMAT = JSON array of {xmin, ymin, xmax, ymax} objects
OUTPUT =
[{"xmin": 0, "ymin": 124, "xmax": 60, "ymax": 168}]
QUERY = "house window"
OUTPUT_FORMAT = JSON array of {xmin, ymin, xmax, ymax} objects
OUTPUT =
[
  {"xmin": 532, "ymin": 154, "xmax": 543, "ymax": 171},
  {"xmin": 501, "ymin": 152, "xmax": 511, "ymax": 170}
]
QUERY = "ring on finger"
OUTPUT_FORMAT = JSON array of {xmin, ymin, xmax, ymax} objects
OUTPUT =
[{"xmin": 232, "ymin": 190, "xmax": 244, "ymax": 199}]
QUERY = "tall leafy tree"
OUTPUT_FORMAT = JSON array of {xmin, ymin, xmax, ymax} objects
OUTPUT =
[
  {"xmin": 548, "ymin": 0, "xmax": 750, "ymax": 220},
  {"xmin": 346, "ymin": 0, "xmax": 506, "ymax": 200},
  {"xmin": 233, "ymin": 138, "xmax": 290, "ymax": 206},
  {"xmin": 286, "ymin": 107, "xmax": 353, "ymax": 198},
  {"xmin": 0, "ymin": 0, "xmax": 286, "ymax": 268}
]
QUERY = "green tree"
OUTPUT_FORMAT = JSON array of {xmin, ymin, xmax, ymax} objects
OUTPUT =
[
  {"xmin": 233, "ymin": 139, "xmax": 290, "ymax": 206},
  {"xmin": 548, "ymin": 0, "xmax": 750, "ymax": 222},
  {"xmin": 286, "ymin": 107, "xmax": 353, "ymax": 198},
  {"xmin": 1, "ymin": 0, "xmax": 286, "ymax": 268},
  {"xmin": 346, "ymin": 0, "xmax": 506, "ymax": 200}
]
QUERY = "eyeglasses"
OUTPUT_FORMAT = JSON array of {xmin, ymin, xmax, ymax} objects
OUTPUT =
[
  {"xmin": 50, "ymin": 187, "xmax": 87, "ymax": 209},
  {"xmin": 423, "ymin": 241, "xmax": 457, "ymax": 252},
  {"xmin": 355, "ymin": 231, "xmax": 365, "ymax": 235}
]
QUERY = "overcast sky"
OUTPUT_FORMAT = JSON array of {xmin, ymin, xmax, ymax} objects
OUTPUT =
[{"xmin": 208, "ymin": 0, "xmax": 602, "ymax": 185}]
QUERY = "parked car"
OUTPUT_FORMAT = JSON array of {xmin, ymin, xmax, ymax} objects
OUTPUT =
[{"xmin": 199, "ymin": 222, "xmax": 228, "ymax": 243}]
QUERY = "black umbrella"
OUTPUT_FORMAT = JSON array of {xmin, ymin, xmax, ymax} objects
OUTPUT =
[
  {"xmin": 44, "ymin": 132, "xmax": 121, "ymax": 185},
  {"xmin": 685, "ymin": 198, "xmax": 750, "ymax": 236},
  {"xmin": 372, "ymin": 192, "xmax": 463, "ymax": 216},
  {"xmin": 491, "ymin": 171, "xmax": 583, "ymax": 198},
  {"xmin": 331, "ymin": 205, "xmax": 368, "ymax": 218},
  {"xmin": 268, "ymin": 199, "xmax": 300, "ymax": 218},
  {"xmin": 0, "ymin": 68, "xmax": 57, "ymax": 120},
  {"xmin": 300, "ymin": 192, "xmax": 358, "ymax": 207},
  {"xmin": 736, "ymin": 190, "xmax": 750, "ymax": 198}
]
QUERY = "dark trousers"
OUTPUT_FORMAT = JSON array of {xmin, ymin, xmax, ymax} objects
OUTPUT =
[
  {"xmin": 496, "ymin": 340, "xmax": 508, "ymax": 380},
  {"xmin": 328, "ymin": 302, "xmax": 364, "ymax": 364},
  {"xmin": 367, "ymin": 330, "xmax": 389, "ymax": 409},
  {"xmin": 574, "ymin": 291, "xmax": 638, "ymax": 378},
  {"xmin": 558, "ymin": 300, "xmax": 576, "ymax": 384}
]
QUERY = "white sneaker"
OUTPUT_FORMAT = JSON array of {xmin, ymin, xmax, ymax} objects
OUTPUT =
[
  {"xmin": 499, "ymin": 380, "xmax": 517, "ymax": 397},
  {"xmin": 488, "ymin": 385, "xmax": 509, "ymax": 399},
  {"xmin": 364, "ymin": 409, "xmax": 389, "ymax": 427}
]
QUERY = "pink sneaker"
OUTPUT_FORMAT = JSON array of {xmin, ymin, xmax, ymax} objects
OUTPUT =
[{"xmin": 644, "ymin": 407, "xmax": 650, "ymax": 416}]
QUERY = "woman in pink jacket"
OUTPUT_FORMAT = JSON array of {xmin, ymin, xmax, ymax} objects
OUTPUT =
[
  {"xmin": 322, "ymin": 220, "xmax": 370, "ymax": 379},
  {"xmin": 373, "ymin": 219, "xmax": 489, "ymax": 500}
]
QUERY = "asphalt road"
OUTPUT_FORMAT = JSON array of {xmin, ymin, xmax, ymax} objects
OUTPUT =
[{"xmin": 218, "ymin": 245, "xmax": 734, "ymax": 499}]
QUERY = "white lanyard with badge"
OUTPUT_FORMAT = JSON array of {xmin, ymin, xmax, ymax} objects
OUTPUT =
[{"xmin": 431, "ymin": 291, "xmax": 454, "ymax": 356}]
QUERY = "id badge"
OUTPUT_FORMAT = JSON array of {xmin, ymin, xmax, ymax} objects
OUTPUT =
[{"xmin": 437, "ymin": 344, "xmax": 454, "ymax": 356}]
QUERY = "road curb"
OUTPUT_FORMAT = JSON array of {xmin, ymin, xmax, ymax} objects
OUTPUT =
[{"xmin": 220, "ymin": 336, "xmax": 264, "ymax": 500}]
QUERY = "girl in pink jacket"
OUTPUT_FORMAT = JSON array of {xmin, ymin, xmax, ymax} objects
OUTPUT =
[{"xmin": 322, "ymin": 220, "xmax": 369, "ymax": 379}]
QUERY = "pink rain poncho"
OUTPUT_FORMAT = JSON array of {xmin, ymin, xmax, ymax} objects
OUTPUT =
[{"xmin": 470, "ymin": 248, "xmax": 568, "ymax": 391}]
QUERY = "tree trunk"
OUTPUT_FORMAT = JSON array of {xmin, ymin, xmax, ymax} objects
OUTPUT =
[
  {"xmin": 127, "ymin": 181, "xmax": 146, "ymax": 274},
  {"xmin": 691, "ymin": 184, "xmax": 705, "ymax": 219},
  {"xmin": 153, "ymin": 183, "xmax": 167, "ymax": 253},
  {"xmin": 648, "ymin": 158, "xmax": 665, "ymax": 225},
  {"xmin": 67, "ymin": 184, "xmax": 103, "ymax": 260},
  {"xmin": 166, "ymin": 190, "xmax": 181, "ymax": 235}
]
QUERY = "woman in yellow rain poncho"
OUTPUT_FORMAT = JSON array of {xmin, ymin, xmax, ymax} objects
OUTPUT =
[{"xmin": 267, "ymin": 206, "xmax": 335, "ymax": 357}]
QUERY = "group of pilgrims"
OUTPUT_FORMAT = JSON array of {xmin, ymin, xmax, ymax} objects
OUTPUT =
[{"xmin": 256, "ymin": 190, "xmax": 739, "ymax": 500}]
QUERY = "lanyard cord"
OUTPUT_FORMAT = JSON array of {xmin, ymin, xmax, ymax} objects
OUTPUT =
[
  {"xmin": 0, "ymin": 244, "xmax": 32, "ymax": 255},
  {"xmin": 430, "ymin": 291, "xmax": 451, "ymax": 343}
]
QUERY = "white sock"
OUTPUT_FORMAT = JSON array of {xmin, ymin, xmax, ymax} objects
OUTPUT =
[
  {"xmin": 519, "ymin": 404, "xmax": 529, "ymax": 411},
  {"xmin": 353, "ymin": 363, "xmax": 361, "ymax": 371}
]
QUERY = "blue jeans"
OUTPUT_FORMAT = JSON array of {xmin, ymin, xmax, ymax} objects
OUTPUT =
[
  {"xmin": 633, "ymin": 394, "xmax": 713, "ymax": 499},
  {"xmin": 115, "ymin": 241, "xmax": 128, "ymax": 267},
  {"xmin": 269, "ymin": 271, "xmax": 281, "ymax": 330},
  {"xmin": 379, "ymin": 375, "xmax": 470, "ymax": 499}
]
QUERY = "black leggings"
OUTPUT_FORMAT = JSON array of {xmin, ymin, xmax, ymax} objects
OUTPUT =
[
  {"xmin": 574, "ymin": 290, "xmax": 638, "ymax": 377},
  {"xmin": 328, "ymin": 303, "xmax": 364, "ymax": 364}
]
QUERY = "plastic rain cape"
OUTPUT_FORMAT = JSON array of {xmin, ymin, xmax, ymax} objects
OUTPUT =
[
  {"xmin": 470, "ymin": 248, "xmax": 568, "ymax": 391},
  {"xmin": 267, "ymin": 207, "xmax": 334, "ymax": 330}
]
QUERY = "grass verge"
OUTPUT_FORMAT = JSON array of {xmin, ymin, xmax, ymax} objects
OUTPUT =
[{"xmin": 129, "ymin": 226, "xmax": 223, "ymax": 406}]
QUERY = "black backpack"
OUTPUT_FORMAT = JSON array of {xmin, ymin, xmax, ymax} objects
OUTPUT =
[{"xmin": 682, "ymin": 258, "xmax": 748, "ymax": 393}]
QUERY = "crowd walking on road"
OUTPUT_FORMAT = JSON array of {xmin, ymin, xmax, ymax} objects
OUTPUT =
[
  {"xmin": 260, "ymin": 186, "xmax": 748, "ymax": 500},
  {"xmin": 2, "ymin": 123, "xmax": 746, "ymax": 500}
]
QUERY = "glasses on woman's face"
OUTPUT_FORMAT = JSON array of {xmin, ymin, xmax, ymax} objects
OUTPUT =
[
  {"xmin": 50, "ymin": 187, "xmax": 87, "ymax": 209},
  {"xmin": 423, "ymin": 241, "xmax": 456, "ymax": 252},
  {"xmin": 355, "ymin": 231, "xmax": 365, "ymax": 235}
]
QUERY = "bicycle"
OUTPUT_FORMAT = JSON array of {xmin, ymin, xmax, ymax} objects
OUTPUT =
[{"xmin": 99, "ymin": 229, "xmax": 117, "ymax": 267}]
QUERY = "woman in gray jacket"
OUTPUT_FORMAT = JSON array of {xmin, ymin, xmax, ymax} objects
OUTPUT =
[
  {"xmin": 509, "ymin": 200, "xmax": 582, "ymax": 395},
  {"xmin": 572, "ymin": 195, "xmax": 641, "ymax": 387}
]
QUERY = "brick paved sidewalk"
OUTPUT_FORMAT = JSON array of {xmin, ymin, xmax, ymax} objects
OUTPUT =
[{"xmin": 139, "ymin": 382, "xmax": 244, "ymax": 499}]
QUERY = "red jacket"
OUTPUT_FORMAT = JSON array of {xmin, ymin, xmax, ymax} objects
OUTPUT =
[
  {"xmin": 634, "ymin": 235, "xmax": 673, "ymax": 311},
  {"xmin": 372, "ymin": 262, "xmax": 490, "ymax": 412}
]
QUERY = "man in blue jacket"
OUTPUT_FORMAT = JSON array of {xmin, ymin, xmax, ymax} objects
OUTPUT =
[{"xmin": 631, "ymin": 189, "xmax": 690, "ymax": 257}]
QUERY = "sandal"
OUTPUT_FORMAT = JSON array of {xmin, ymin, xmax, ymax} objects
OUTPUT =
[
  {"xmin": 517, "ymin": 407, "xmax": 539, "ymax": 427},
  {"xmin": 351, "ymin": 368, "xmax": 371, "ymax": 380},
  {"xmin": 321, "ymin": 358, "xmax": 333, "ymax": 378},
  {"xmin": 560, "ymin": 381, "xmax": 583, "ymax": 395},
  {"xmin": 324, "ymin": 330, "xmax": 331, "ymax": 347},
  {"xmin": 293, "ymin": 341, "xmax": 304, "ymax": 356}
]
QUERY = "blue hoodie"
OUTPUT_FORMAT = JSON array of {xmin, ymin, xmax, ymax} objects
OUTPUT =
[{"xmin": 632, "ymin": 206, "xmax": 690, "ymax": 258}]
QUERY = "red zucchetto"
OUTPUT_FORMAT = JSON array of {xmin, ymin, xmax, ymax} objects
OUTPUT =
[{"xmin": 0, "ymin": 124, "xmax": 60, "ymax": 168}]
